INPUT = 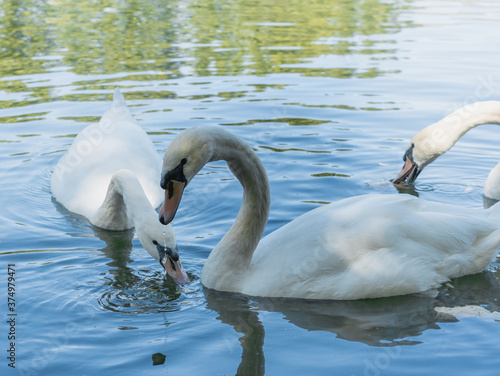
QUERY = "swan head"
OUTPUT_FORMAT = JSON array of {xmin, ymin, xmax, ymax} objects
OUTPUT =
[
  {"xmin": 158, "ymin": 127, "xmax": 216, "ymax": 225},
  {"xmin": 393, "ymin": 127, "xmax": 451, "ymax": 185},
  {"xmin": 392, "ymin": 143, "xmax": 423, "ymax": 185},
  {"xmin": 393, "ymin": 101, "xmax": 500, "ymax": 186},
  {"xmin": 136, "ymin": 218, "xmax": 190, "ymax": 284}
]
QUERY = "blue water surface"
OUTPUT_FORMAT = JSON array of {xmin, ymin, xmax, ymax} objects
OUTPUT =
[{"xmin": 1, "ymin": 0, "xmax": 499, "ymax": 375}]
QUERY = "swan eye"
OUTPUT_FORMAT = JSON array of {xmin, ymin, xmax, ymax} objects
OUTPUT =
[
  {"xmin": 152, "ymin": 240, "xmax": 159, "ymax": 245},
  {"xmin": 181, "ymin": 157, "xmax": 187, "ymax": 165},
  {"xmin": 404, "ymin": 143, "xmax": 415, "ymax": 162}
]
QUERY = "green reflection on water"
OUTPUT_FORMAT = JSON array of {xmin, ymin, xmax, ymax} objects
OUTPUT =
[
  {"xmin": 0, "ymin": 0, "xmax": 411, "ymax": 91},
  {"xmin": 0, "ymin": 112, "xmax": 49, "ymax": 123},
  {"xmin": 259, "ymin": 145, "xmax": 330, "ymax": 153},
  {"xmin": 223, "ymin": 117, "xmax": 332, "ymax": 126}
]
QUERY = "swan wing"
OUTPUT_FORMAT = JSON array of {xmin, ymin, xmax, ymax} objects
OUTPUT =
[{"xmin": 245, "ymin": 194, "xmax": 500, "ymax": 299}]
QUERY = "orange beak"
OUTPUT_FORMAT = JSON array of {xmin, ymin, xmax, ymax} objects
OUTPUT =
[
  {"xmin": 392, "ymin": 155, "xmax": 420, "ymax": 185},
  {"xmin": 159, "ymin": 180, "xmax": 186, "ymax": 225},
  {"xmin": 161, "ymin": 255, "xmax": 190, "ymax": 284}
]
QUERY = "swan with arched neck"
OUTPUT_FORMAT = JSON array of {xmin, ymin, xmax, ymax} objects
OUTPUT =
[{"xmin": 159, "ymin": 126, "xmax": 500, "ymax": 300}]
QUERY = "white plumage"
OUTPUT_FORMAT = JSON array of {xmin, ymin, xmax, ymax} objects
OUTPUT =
[
  {"xmin": 51, "ymin": 89, "xmax": 162, "ymax": 223},
  {"xmin": 484, "ymin": 163, "xmax": 500, "ymax": 201},
  {"xmin": 159, "ymin": 126, "xmax": 500, "ymax": 300},
  {"xmin": 393, "ymin": 101, "xmax": 500, "ymax": 201},
  {"xmin": 51, "ymin": 89, "xmax": 188, "ymax": 283}
]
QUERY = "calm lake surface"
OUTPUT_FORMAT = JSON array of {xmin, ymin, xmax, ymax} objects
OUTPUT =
[{"xmin": 1, "ymin": 0, "xmax": 500, "ymax": 375}]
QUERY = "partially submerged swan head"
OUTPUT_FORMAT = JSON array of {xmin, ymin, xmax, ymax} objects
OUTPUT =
[
  {"xmin": 135, "ymin": 215, "xmax": 190, "ymax": 284},
  {"xmin": 159, "ymin": 127, "xmax": 218, "ymax": 225},
  {"xmin": 393, "ymin": 101, "xmax": 500, "ymax": 186},
  {"xmin": 97, "ymin": 170, "xmax": 190, "ymax": 284},
  {"xmin": 392, "ymin": 142, "xmax": 423, "ymax": 186}
]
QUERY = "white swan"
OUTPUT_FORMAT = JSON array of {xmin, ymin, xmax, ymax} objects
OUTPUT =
[
  {"xmin": 158, "ymin": 126, "xmax": 500, "ymax": 300},
  {"xmin": 484, "ymin": 163, "xmax": 500, "ymax": 200},
  {"xmin": 392, "ymin": 101, "xmax": 500, "ymax": 200},
  {"xmin": 51, "ymin": 88, "xmax": 189, "ymax": 283}
]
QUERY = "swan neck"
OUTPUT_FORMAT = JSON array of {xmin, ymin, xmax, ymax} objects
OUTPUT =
[
  {"xmin": 119, "ymin": 174, "xmax": 157, "ymax": 226},
  {"xmin": 203, "ymin": 132, "xmax": 270, "ymax": 288},
  {"xmin": 484, "ymin": 162, "xmax": 500, "ymax": 201},
  {"xmin": 446, "ymin": 101, "xmax": 500, "ymax": 133},
  {"xmin": 414, "ymin": 101, "xmax": 500, "ymax": 167},
  {"xmin": 91, "ymin": 171, "xmax": 155, "ymax": 230}
]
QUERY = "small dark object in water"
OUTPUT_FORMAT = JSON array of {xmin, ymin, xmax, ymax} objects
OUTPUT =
[{"xmin": 152, "ymin": 352, "xmax": 166, "ymax": 366}]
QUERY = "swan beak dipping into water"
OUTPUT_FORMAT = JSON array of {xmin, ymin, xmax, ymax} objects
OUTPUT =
[
  {"xmin": 51, "ymin": 88, "xmax": 189, "ymax": 285},
  {"xmin": 154, "ymin": 240, "xmax": 189, "ymax": 284},
  {"xmin": 392, "ymin": 143, "xmax": 421, "ymax": 185},
  {"xmin": 393, "ymin": 101, "xmax": 500, "ymax": 186}
]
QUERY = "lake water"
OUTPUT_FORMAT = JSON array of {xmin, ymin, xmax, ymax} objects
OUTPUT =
[{"xmin": 1, "ymin": 0, "xmax": 500, "ymax": 375}]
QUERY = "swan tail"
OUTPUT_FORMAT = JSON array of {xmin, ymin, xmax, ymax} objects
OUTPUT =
[
  {"xmin": 111, "ymin": 87, "xmax": 128, "ymax": 110},
  {"xmin": 99, "ymin": 87, "xmax": 134, "ymax": 126}
]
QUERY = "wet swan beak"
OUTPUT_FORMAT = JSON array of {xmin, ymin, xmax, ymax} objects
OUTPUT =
[
  {"xmin": 392, "ymin": 154, "xmax": 421, "ymax": 186},
  {"xmin": 161, "ymin": 254, "xmax": 190, "ymax": 284},
  {"xmin": 154, "ymin": 241, "xmax": 190, "ymax": 284},
  {"xmin": 159, "ymin": 180, "xmax": 186, "ymax": 225}
]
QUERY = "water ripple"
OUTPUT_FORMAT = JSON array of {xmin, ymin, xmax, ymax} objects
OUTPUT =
[
  {"xmin": 97, "ymin": 270, "xmax": 184, "ymax": 314},
  {"xmin": 96, "ymin": 264, "xmax": 205, "ymax": 315}
]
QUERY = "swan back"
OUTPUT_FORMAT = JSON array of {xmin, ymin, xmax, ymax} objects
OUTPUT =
[
  {"xmin": 243, "ymin": 194, "xmax": 500, "ymax": 299},
  {"xmin": 51, "ymin": 88, "xmax": 163, "ymax": 220}
]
